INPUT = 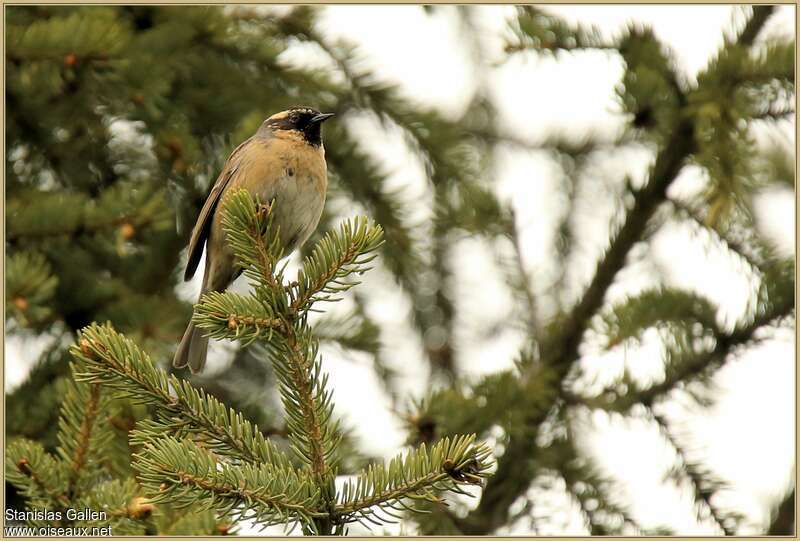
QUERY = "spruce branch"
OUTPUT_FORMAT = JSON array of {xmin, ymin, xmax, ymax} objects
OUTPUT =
[
  {"xmin": 193, "ymin": 291, "xmax": 286, "ymax": 346},
  {"xmin": 669, "ymin": 199, "xmax": 766, "ymax": 273},
  {"xmin": 268, "ymin": 331, "xmax": 340, "ymax": 486},
  {"xmin": 461, "ymin": 88, "xmax": 694, "ymax": 535},
  {"xmin": 598, "ymin": 288, "xmax": 719, "ymax": 349},
  {"xmin": 221, "ymin": 198, "xmax": 337, "ymax": 489},
  {"xmin": 57, "ymin": 379, "xmax": 108, "ymax": 498},
  {"xmin": 579, "ymin": 292, "xmax": 795, "ymax": 413},
  {"xmin": 652, "ymin": 413, "xmax": 737, "ymax": 535},
  {"xmin": 203, "ymin": 189, "xmax": 490, "ymax": 532},
  {"xmin": 737, "ymin": 6, "xmax": 775, "ymax": 47},
  {"xmin": 6, "ymin": 251, "xmax": 59, "ymax": 328},
  {"xmin": 7, "ymin": 184, "xmax": 171, "ymax": 243},
  {"xmin": 505, "ymin": 6, "xmax": 611, "ymax": 54},
  {"xmin": 336, "ymin": 435, "xmax": 493, "ymax": 525},
  {"xmin": 134, "ymin": 437, "xmax": 324, "ymax": 530},
  {"xmin": 72, "ymin": 478, "xmax": 151, "ymax": 535},
  {"xmin": 6, "ymin": 439, "xmax": 70, "ymax": 511},
  {"xmin": 71, "ymin": 323, "xmax": 292, "ymax": 467},
  {"xmin": 219, "ymin": 190, "xmax": 286, "ymax": 296},
  {"xmin": 290, "ymin": 217, "xmax": 384, "ymax": 315},
  {"xmin": 211, "ymin": 189, "xmax": 398, "ymax": 533},
  {"xmin": 216, "ymin": 190, "xmax": 383, "ymax": 486}
]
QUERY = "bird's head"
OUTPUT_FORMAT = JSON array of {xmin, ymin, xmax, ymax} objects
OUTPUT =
[{"xmin": 261, "ymin": 107, "xmax": 335, "ymax": 147}]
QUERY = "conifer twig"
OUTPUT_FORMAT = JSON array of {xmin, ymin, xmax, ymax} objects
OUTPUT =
[
  {"xmin": 507, "ymin": 208, "xmax": 539, "ymax": 337},
  {"xmin": 284, "ymin": 333, "xmax": 330, "ymax": 482},
  {"xmin": 737, "ymin": 6, "xmax": 774, "ymax": 47},
  {"xmin": 193, "ymin": 290, "xmax": 287, "ymax": 345},
  {"xmin": 290, "ymin": 217, "xmax": 383, "ymax": 315},
  {"xmin": 65, "ymin": 383, "xmax": 102, "ymax": 497},
  {"xmin": 17, "ymin": 461, "xmax": 71, "ymax": 508},
  {"xmin": 335, "ymin": 435, "xmax": 492, "ymax": 522},
  {"xmin": 558, "ymin": 422, "xmax": 637, "ymax": 535},
  {"xmin": 134, "ymin": 437, "xmax": 325, "ymax": 526},
  {"xmin": 668, "ymin": 198, "xmax": 765, "ymax": 273},
  {"xmin": 72, "ymin": 324, "xmax": 291, "ymax": 467},
  {"xmin": 652, "ymin": 413, "xmax": 734, "ymax": 535},
  {"xmin": 222, "ymin": 195, "xmax": 285, "ymax": 294},
  {"xmin": 215, "ymin": 190, "xmax": 386, "ymax": 534},
  {"xmin": 6, "ymin": 439, "xmax": 71, "ymax": 510},
  {"xmin": 635, "ymin": 303, "xmax": 794, "ymax": 409}
]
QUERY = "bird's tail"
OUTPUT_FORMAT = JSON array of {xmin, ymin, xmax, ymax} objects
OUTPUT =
[{"xmin": 173, "ymin": 320, "xmax": 209, "ymax": 374}]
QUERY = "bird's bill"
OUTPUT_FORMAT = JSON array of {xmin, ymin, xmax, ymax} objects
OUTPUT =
[{"xmin": 310, "ymin": 112, "xmax": 335, "ymax": 124}]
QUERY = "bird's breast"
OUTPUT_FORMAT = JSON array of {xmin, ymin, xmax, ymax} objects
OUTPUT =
[{"xmin": 243, "ymin": 137, "xmax": 328, "ymax": 253}]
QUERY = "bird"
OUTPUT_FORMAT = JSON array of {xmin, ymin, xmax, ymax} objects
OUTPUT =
[{"xmin": 173, "ymin": 106, "xmax": 335, "ymax": 373}]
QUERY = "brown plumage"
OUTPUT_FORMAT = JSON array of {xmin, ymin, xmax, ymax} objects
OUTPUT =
[{"xmin": 174, "ymin": 107, "xmax": 334, "ymax": 373}]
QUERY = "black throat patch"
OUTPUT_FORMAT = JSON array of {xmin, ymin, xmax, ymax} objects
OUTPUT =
[{"xmin": 264, "ymin": 108, "xmax": 324, "ymax": 147}]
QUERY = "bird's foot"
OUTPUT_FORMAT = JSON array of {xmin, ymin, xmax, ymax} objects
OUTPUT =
[{"xmin": 256, "ymin": 201, "xmax": 273, "ymax": 218}]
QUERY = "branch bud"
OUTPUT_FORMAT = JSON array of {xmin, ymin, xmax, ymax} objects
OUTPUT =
[
  {"xmin": 12, "ymin": 296, "xmax": 28, "ymax": 312},
  {"xmin": 127, "ymin": 496, "xmax": 154, "ymax": 519},
  {"xmin": 16, "ymin": 458, "xmax": 31, "ymax": 476},
  {"xmin": 120, "ymin": 222, "xmax": 136, "ymax": 241}
]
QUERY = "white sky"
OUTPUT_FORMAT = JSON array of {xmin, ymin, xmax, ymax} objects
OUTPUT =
[{"xmin": 4, "ymin": 5, "xmax": 795, "ymax": 537}]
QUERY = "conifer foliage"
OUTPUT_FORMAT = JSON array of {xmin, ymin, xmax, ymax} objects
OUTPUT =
[
  {"xmin": 5, "ymin": 4, "xmax": 795, "ymax": 536},
  {"xmin": 9, "ymin": 191, "xmax": 494, "ymax": 535}
]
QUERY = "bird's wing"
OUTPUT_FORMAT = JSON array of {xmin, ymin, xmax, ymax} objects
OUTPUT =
[{"xmin": 183, "ymin": 136, "xmax": 254, "ymax": 282}]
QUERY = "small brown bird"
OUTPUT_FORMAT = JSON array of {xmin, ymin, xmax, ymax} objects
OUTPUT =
[{"xmin": 174, "ymin": 106, "xmax": 335, "ymax": 373}]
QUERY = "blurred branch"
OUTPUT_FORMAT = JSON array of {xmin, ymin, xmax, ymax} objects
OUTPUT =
[
  {"xmin": 572, "ymin": 299, "xmax": 795, "ymax": 413},
  {"xmin": 457, "ymin": 7, "xmax": 780, "ymax": 532},
  {"xmin": 456, "ymin": 64, "xmax": 695, "ymax": 538},
  {"xmin": 547, "ymin": 121, "xmax": 692, "ymax": 375},
  {"xmin": 751, "ymin": 107, "xmax": 795, "ymax": 122},
  {"xmin": 428, "ymin": 226, "xmax": 458, "ymax": 380},
  {"xmin": 557, "ymin": 421, "xmax": 638, "ymax": 534},
  {"xmin": 7, "ymin": 188, "xmax": 167, "ymax": 244},
  {"xmin": 550, "ymin": 168, "xmax": 582, "ymax": 314},
  {"xmin": 737, "ymin": 6, "xmax": 775, "ymax": 47},
  {"xmin": 652, "ymin": 413, "xmax": 734, "ymax": 535},
  {"xmin": 466, "ymin": 126, "xmax": 633, "ymax": 158},
  {"xmin": 504, "ymin": 6, "xmax": 613, "ymax": 54},
  {"xmin": 668, "ymin": 199, "xmax": 764, "ymax": 272},
  {"xmin": 641, "ymin": 303, "xmax": 793, "ymax": 407},
  {"xmin": 767, "ymin": 489, "xmax": 795, "ymax": 535},
  {"xmin": 507, "ymin": 208, "xmax": 540, "ymax": 338}
]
